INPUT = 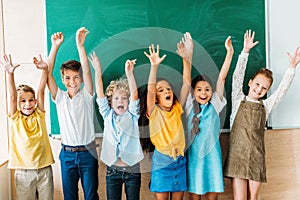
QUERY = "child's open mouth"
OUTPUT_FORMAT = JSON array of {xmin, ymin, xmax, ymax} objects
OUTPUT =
[{"xmin": 117, "ymin": 106, "xmax": 124, "ymax": 110}]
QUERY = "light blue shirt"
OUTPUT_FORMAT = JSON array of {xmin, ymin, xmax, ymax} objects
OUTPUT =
[{"xmin": 96, "ymin": 97, "xmax": 144, "ymax": 166}]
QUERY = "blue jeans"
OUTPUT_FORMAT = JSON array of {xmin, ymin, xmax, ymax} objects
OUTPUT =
[
  {"xmin": 106, "ymin": 164, "xmax": 141, "ymax": 200},
  {"xmin": 59, "ymin": 143, "xmax": 99, "ymax": 200}
]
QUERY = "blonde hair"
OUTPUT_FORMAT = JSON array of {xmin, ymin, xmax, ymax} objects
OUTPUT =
[{"xmin": 105, "ymin": 78, "xmax": 129, "ymax": 106}]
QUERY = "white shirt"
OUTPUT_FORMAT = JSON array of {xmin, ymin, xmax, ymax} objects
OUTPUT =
[
  {"xmin": 54, "ymin": 87, "xmax": 96, "ymax": 145},
  {"xmin": 230, "ymin": 51, "xmax": 296, "ymax": 129}
]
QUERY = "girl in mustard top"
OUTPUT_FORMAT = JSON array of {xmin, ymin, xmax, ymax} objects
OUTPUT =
[{"xmin": 141, "ymin": 35, "xmax": 192, "ymax": 200}]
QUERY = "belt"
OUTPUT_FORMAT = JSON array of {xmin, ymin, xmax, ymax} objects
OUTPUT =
[
  {"xmin": 108, "ymin": 163, "xmax": 140, "ymax": 173},
  {"xmin": 64, "ymin": 146, "xmax": 87, "ymax": 152},
  {"xmin": 63, "ymin": 140, "xmax": 96, "ymax": 152}
]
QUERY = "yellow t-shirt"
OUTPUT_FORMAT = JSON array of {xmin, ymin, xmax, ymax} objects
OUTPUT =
[
  {"xmin": 149, "ymin": 101, "xmax": 185, "ymax": 159},
  {"xmin": 8, "ymin": 108, "xmax": 54, "ymax": 169}
]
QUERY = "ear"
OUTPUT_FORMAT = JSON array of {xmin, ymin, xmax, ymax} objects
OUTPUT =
[{"xmin": 248, "ymin": 79, "xmax": 252, "ymax": 87}]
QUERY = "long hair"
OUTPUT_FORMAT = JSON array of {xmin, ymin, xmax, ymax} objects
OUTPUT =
[
  {"xmin": 190, "ymin": 74, "xmax": 214, "ymax": 136},
  {"xmin": 138, "ymin": 78, "xmax": 178, "ymax": 152}
]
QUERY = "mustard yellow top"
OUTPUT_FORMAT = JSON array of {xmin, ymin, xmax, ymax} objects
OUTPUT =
[
  {"xmin": 149, "ymin": 101, "xmax": 185, "ymax": 159},
  {"xmin": 8, "ymin": 108, "xmax": 54, "ymax": 169}
]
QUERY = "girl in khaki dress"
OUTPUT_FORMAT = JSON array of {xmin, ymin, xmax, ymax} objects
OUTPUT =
[{"xmin": 224, "ymin": 29, "xmax": 300, "ymax": 200}]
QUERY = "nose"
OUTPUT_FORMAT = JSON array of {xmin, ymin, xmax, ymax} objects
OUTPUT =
[
  {"xmin": 70, "ymin": 78, "xmax": 76, "ymax": 85},
  {"xmin": 25, "ymin": 100, "xmax": 30, "ymax": 106}
]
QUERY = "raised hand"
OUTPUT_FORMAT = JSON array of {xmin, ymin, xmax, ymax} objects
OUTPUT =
[
  {"xmin": 88, "ymin": 51, "xmax": 102, "ymax": 73},
  {"xmin": 287, "ymin": 46, "xmax": 300, "ymax": 68},
  {"xmin": 33, "ymin": 54, "xmax": 48, "ymax": 70},
  {"xmin": 125, "ymin": 59, "xmax": 137, "ymax": 75},
  {"xmin": 76, "ymin": 27, "xmax": 89, "ymax": 47},
  {"xmin": 243, "ymin": 29, "xmax": 259, "ymax": 53},
  {"xmin": 144, "ymin": 44, "xmax": 166, "ymax": 66},
  {"xmin": 225, "ymin": 36, "xmax": 234, "ymax": 53},
  {"xmin": 0, "ymin": 54, "xmax": 20, "ymax": 74},
  {"xmin": 176, "ymin": 32, "xmax": 194, "ymax": 63},
  {"xmin": 51, "ymin": 32, "xmax": 64, "ymax": 47}
]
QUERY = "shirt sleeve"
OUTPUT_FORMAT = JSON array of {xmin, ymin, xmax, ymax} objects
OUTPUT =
[
  {"xmin": 128, "ymin": 98, "xmax": 140, "ymax": 117},
  {"xmin": 230, "ymin": 51, "xmax": 248, "ymax": 128},
  {"xmin": 96, "ymin": 97, "xmax": 111, "ymax": 118},
  {"xmin": 184, "ymin": 89, "xmax": 194, "ymax": 117},
  {"xmin": 263, "ymin": 67, "xmax": 296, "ymax": 118},
  {"xmin": 210, "ymin": 92, "xmax": 227, "ymax": 114},
  {"xmin": 53, "ymin": 88, "xmax": 63, "ymax": 103}
]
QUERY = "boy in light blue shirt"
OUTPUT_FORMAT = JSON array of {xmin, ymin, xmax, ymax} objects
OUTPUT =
[{"xmin": 89, "ymin": 52, "xmax": 144, "ymax": 200}]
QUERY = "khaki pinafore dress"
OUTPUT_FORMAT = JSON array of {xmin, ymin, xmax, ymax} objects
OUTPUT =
[{"xmin": 224, "ymin": 98, "xmax": 267, "ymax": 182}]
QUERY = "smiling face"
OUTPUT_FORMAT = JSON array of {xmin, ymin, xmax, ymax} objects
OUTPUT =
[
  {"xmin": 193, "ymin": 81, "xmax": 213, "ymax": 105},
  {"xmin": 111, "ymin": 90, "xmax": 129, "ymax": 115},
  {"xmin": 248, "ymin": 74, "xmax": 272, "ymax": 100},
  {"xmin": 17, "ymin": 91, "xmax": 37, "ymax": 116},
  {"xmin": 156, "ymin": 80, "xmax": 174, "ymax": 111},
  {"xmin": 62, "ymin": 69, "xmax": 82, "ymax": 98}
]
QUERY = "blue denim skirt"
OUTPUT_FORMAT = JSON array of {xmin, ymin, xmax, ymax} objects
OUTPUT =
[{"xmin": 150, "ymin": 149, "xmax": 187, "ymax": 192}]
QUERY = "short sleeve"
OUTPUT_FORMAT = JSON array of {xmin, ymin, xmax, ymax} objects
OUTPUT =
[{"xmin": 210, "ymin": 92, "xmax": 227, "ymax": 114}]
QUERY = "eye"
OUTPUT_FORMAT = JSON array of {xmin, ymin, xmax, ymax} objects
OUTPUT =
[
  {"xmin": 205, "ymin": 88, "xmax": 211, "ymax": 92},
  {"xmin": 158, "ymin": 89, "xmax": 163, "ymax": 92},
  {"xmin": 21, "ymin": 99, "xmax": 26, "ymax": 103},
  {"xmin": 122, "ymin": 96, "xmax": 127, "ymax": 100},
  {"xmin": 29, "ymin": 99, "xmax": 35, "ymax": 102}
]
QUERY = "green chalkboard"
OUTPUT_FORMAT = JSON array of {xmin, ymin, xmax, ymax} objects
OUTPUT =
[{"xmin": 46, "ymin": 0, "xmax": 265, "ymax": 135}]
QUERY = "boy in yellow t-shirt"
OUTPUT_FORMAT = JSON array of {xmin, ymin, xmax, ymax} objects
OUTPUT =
[{"xmin": 1, "ymin": 54, "xmax": 54, "ymax": 200}]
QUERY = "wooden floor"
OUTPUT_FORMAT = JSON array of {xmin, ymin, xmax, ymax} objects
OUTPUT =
[{"xmin": 12, "ymin": 129, "xmax": 300, "ymax": 199}]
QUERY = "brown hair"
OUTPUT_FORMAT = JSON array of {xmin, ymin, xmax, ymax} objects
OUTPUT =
[
  {"xmin": 251, "ymin": 68, "xmax": 273, "ymax": 86},
  {"xmin": 16, "ymin": 84, "xmax": 35, "ymax": 98},
  {"xmin": 60, "ymin": 60, "xmax": 83, "ymax": 78}
]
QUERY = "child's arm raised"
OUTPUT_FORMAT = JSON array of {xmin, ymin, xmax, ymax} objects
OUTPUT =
[
  {"xmin": 232, "ymin": 30, "xmax": 259, "ymax": 100},
  {"xmin": 47, "ymin": 32, "xmax": 64, "ymax": 100},
  {"xmin": 33, "ymin": 55, "xmax": 48, "ymax": 112},
  {"xmin": 144, "ymin": 44, "xmax": 166, "ymax": 115},
  {"xmin": 76, "ymin": 27, "xmax": 93, "ymax": 95},
  {"xmin": 216, "ymin": 36, "xmax": 234, "ymax": 100},
  {"xmin": 125, "ymin": 59, "xmax": 138, "ymax": 100},
  {"xmin": 1, "ymin": 54, "xmax": 20, "ymax": 115},
  {"xmin": 89, "ymin": 52, "xmax": 104, "ymax": 98},
  {"xmin": 176, "ymin": 32, "xmax": 193, "ymax": 106},
  {"xmin": 265, "ymin": 47, "xmax": 300, "ymax": 111}
]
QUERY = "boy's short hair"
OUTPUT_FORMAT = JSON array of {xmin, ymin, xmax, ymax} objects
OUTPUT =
[
  {"xmin": 105, "ymin": 78, "xmax": 129, "ymax": 106},
  {"xmin": 16, "ymin": 84, "xmax": 35, "ymax": 98},
  {"xmin": 60, "ymin": 60, "xmax": 83, "ymax": 78}
]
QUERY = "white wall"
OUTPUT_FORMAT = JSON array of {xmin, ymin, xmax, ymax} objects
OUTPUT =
[
  {"xmin": 267, "ymin": 0, "xmax": 300, "ymax": 128},
  {"xmin": 0, "ymin": 1, "xmax": 48, "ymax": 199}
]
